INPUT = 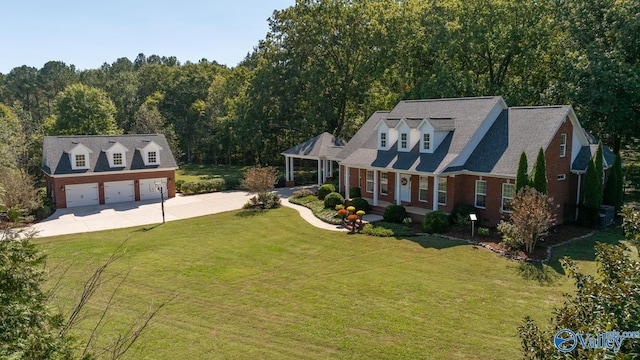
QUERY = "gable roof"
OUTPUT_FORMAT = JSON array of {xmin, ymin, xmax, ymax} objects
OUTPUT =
[
  {"xmin": 338, "ymin": 97, "xmax": 505, "ymax": 172},
  {"xmin": 42, "ymin": 134, "xmax": 178, "ymax": 176},
  {"xmin": 571, "ymin": 130, "xmax": 616, "ymax": 172},
  {"xmin": 281, "ymin": 132, "xmax": 346, "ymax": 160}
]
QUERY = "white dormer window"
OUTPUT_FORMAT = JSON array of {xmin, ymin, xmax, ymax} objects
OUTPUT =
[
  {"xmin": 380, "ymin": 132, "xmax": 387, "ymax": 148},
  {"xmin": 148, "ymin": 151, "xmax": 158, "ymax": 164},
  {"xmin": 69, "ymin": 143, "xmax": 92, "ymax": 170},
  {"xmin": 400, "ymin": 133, "xmax": 408, "ymax": 149},
  {"xmin": 113, "ymin": 153, "xmax": 123, "ymax": 166},
  {"xmin": 75, "ymin": 154, "xmax": 86, "ymax": 168},
  {"xmin": 105, "ymin": 142, "xmax": 129, "ymax": 168},
  {"xmin": 422, "ymin": 133, "xmax": 431, "ymax": 151},
  {"xmin": 374, "ymin": 119, "xmax": 397, "ymax": 151},
  {"xmin": 140, "ymin": 140, "xmax": 163, "ymax": 166}
]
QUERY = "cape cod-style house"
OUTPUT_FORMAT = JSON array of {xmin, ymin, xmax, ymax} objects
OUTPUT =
[{"xmin": 287, "ymin": 96, "xmax": 614, "ymax": 227}]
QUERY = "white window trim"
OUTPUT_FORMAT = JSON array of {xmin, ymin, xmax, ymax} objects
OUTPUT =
[
  {"xmin": 437, "ymin": 177, "xmax": 447, "ymax": 205},
  {"xmin": 380, "ymin": 132, "xmax": 387, "ymax": 149},
  {"xmin": 475, "ymin": 180, "xmax": 487, "ymax": 209},
  {"xmin": 400, "ymin": 133, "xmax": 408, "ymax": 150},
  {"xmin": 366, "ymin": 170, "xmax": 374, "ymax": 193},
  {"xmin": 380, "ymin": 172, "xmax": 388, "ymax": 195},
  {"xmin": 74, "ymin": 154, "xmax": 87, "ymax": 169},
  {"xmin": 501, "ymin": 183, "xmax": 515, "ymax": 213},
  {"xmin": 418, "ymin": 176, "xmax": 429, "ymax": 202},
  {"xmin": 147, "ymin": 151, "xmax": 158, "ymax": 164},
  {"xmin": 560, "ymin": 133, "xmax": 567, "ymax": 157},
  {"xmin": 422, "ymin": 133, "xmax": 431, "ymax": 151},
  {"xmin": 112, "ymin": 152, "xmax": 124, "ymax": 166}
]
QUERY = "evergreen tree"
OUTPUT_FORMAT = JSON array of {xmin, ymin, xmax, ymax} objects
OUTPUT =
[
  {"xmin": 582, "ymin": 157, "xmax": 602, "ymax": 226},
  {"xmin": 603, "ymin": 154, "xmax": 623, "ymax": 212},
  {"xmin": 515, "ymin": 151, "xmax": 529, "ymax": 193},
  {"xmin": 531, "ymin": 148, "xmax": 547, "ymax": 194}
]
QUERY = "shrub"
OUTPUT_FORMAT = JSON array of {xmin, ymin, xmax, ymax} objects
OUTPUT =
[
  {"xmin": 180, "ymin": 179, "xmax": 226, "ymax": 195},
  {"xmin": 422, "ymin": 211, "xmax": 450, "ymax": 233},
  {"xmin": 292, "ymin": 189, "xmax": 314, "ymax": 198},
  {"xmin": 350, "ymin": 197, "xmax": 372, "ymax": 212},
  {"xmin": 383, "ymin": 205, "xmax": 408, "ymax": 223},
  {"xmin": 243, "ymin": 192, "xmax": 281, "ymax": 210},
  {"xmin": 500, "ymin": 187, "xmax": 556, "ymax": 254},
  {"xmin": 450, "ymin": 204, "xmax": 476, "ymax": 230},
  {"xmin": 349, "ymin": 187, "xmax": 361, "ymax": 198},
  {"xmin": 317, "ymin": 183, "xmax": 336, "ymax": 200},
  {"xmin": 361, "ymin": 224, "xmax": 394, "ymax": 237},
  {"xmin": 175, "ymin": 179, "xmax": 185, "ymax": 192},
  {"xmin": 478, "ymin": 227, "xmax": 490, "ymax": 237},
  {"xmin": 224, "ymin": 176, "xmax": 241, "ymax": 190},
  {"xmin": 323, "ymin": 192, "xmax": 344, "ymax": 209}
]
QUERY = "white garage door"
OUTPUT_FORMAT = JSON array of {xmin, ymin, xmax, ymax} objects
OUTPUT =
[
  {"xmin": 139, "ymin": 178, "xmax": 168, "ymax": 201},
  {"xmin": 104, "ymin": 180, "xmax": 135, "ymax": 204},
  {"xmin": 65, "ymin": 183, "xmax": 99, "ymax": 208}
]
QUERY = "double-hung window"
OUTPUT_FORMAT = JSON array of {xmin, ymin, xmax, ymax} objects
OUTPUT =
[
  {"xmin": 419, "ymin": 176, "xmax": 429, "ymax": 202},
  {"xmin": 400, "ymin": 133, "xmax": 408, "ymax": 149},
  {"xmin": 380, "ymin": 132, "xmax": 387, "ymax": 148},
  {"xmin": 437, "ymin": 177, "xmax": 447, "ymax": 205},
  {"xmin": 502, "ymin": 183, "xmax": 515, "ymax": 212},
  {"xmin": 560, "ymin": 133, "xmax": 567, "ymax": 157},
  {"xmin": 475, "ymin": 180, "xmax": 487, "ymax": 208},
  {"xmin": 366, "ymin": 171, "xmax": 374, "ymax": 192},
  {"xmin": 422, "ymin": 133, "xmax": 430, "ymax": 151},
  {"xmin": 380, "ymin": 172, "xmax": 388, "ymax": 195}
]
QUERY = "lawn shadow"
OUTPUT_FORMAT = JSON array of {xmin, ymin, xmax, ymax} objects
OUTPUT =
[
  {"xmin": 515, "ymin": 262, "xmax": 560, "ymax": 285},
  {"xmin": 400, "ymin": 234, "xmax": 474, "ymax": 251},
  {"xmin": 546, "ymin": 229, "xmax": 625, "ymax": 274},
  {"xmin": 235, "ymin": 209, "xmax": 269, "ymax": 218}
]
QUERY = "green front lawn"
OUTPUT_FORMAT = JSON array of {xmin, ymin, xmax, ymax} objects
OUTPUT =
[
  {"xmin": 37, "ymin": 208, "xmax": 619, "ymax": 359},
  {"xmin": 176, "ymin": 164, "xmax": 250, "ymax": 183}
]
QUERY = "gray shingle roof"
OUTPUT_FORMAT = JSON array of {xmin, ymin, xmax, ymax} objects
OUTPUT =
[
  {"xmin": 339, "ymin": 97, "xmax": 504, "ymax": 171},
  {"xmin": 281, "ymin": 132, "xmax": 346, "ymax": 160},
  {"xmin": 462, "ymin": 106, "xmax": 571, "ymax": 176},
  {"xmin": 571, "ymin": 130, "xmax": 616, "ymax": 172},
  {"xmin": 42, "ymin": 134, "xmax": 178, "ymax": 176}
]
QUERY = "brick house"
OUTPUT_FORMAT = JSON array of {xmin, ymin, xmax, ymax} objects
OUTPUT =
[
  {"xmin": 334, "ymin": 96, "xmax": 615, "ymax": 226},
  {"xmin": 43, "ymin": 134, "xmax": 178, "ymax": 208}
]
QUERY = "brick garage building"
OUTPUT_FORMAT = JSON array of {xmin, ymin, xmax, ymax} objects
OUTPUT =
[{"xmin": 43, "ymin": 134, "xmax": 178, "ymax": 208}]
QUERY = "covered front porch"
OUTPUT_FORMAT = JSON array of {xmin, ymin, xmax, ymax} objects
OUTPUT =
[{"xmin": 281, "ymin": 132, "xmax": 346, "ymax": 186}]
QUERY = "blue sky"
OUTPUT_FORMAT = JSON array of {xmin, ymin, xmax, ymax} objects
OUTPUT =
[{"xmin": 0, "ymin": 0, "xmax": 295, "ymax": 73}]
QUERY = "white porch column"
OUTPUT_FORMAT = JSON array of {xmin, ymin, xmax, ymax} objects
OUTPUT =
[
  {"xmin": 344, "ymin": 166, "xmax": 350, "ymax": 199},
  {"xmin": 395, "ymin": 172, "xmax": 401, "ymax": 205},
  {"xmin": 432, "ymin": 175, "xmax": 439, "ymax": 211},
  {"xmin": 323, "ymin": 159, "xmax": 328, "ymax": 183},
  {"xmin": 317, "ymin": 159, "xmax": 322, "ymax": 185},
  {"xmin": 575, "ymin": 173, "xmax": 581, "ymax": 221},
  {"xmin": 373, "ymin": 169, "xmax": 379, "ymax": 206},
  {"xmin": 338, "ymin": 163, "xmax": 342, "ymax": 193},
  {"xmin": 290, "ymin": 157, "xmax": 294, "ymax": 182},
  {"xmin": 329, "ymin": 160, "xmax": 333, "ymax": 177},
  {"xmin": 285, "ymin": 156, "xmax": 290, "ymax": 181}
]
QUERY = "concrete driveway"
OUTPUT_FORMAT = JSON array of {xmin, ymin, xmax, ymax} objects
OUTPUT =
[
  {"xmin": 31, "ymin": 190, "xmax": 255, "ymax": 237},
  {"xmin": 30, "ymin": 187, "xmax": 382, "ymax": 237}
]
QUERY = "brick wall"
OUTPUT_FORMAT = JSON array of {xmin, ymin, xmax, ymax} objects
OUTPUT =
[{"xmin": 46, "ymin": 170, "xmax": 176, "ymax": 208}]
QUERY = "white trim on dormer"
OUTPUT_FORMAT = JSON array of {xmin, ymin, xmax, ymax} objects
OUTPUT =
[
  {"xmin": 69, "ymin": 143, "xmax": 92, "ymax": 170},
  {"xmin": 138, "ymin": 141, "xmax": 163, "ymax": 166},
  {"xmin": 105, "ymin": 142, "xmax": 129, "ymax": 168},
  {"xmin": 374, "ymin": 119, "xmax": 396, "ymax": 150},
  {"xmin": 395, "ymin": 119, "xmax": 411, "ymax": 152}
]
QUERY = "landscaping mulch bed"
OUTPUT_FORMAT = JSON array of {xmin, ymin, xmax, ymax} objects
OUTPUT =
[{"xmin": 443, "ymin": 224, "xmax": 594, "ymax": 261}]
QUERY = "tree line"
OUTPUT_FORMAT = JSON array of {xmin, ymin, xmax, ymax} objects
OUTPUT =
[{"xmin": 1, "ymin": 0, "xmax": 638, "ymax": 174}]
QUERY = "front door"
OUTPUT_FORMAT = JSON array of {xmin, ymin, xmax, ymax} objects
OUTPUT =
[{"xmin": 400, "ymin": 174, "xmax": 411, "ymax": 202}]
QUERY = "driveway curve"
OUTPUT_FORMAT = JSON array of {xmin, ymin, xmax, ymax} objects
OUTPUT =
[{"xmin": 30, "ymin": 187, "xmax": 372, "ymax": 237}]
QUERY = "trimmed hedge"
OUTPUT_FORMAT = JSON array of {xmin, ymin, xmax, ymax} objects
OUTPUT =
[
  {"xmin": 349, "ymin": 187, "xmax": 362, "ymax": 198},
  {"xmin": 350, "ymin": 197, "xmax": 372, "ymax": 212},
  {"xmin": 324, "ymin": 192, "xmax": 344, "ymax": 209},
  {"xmin": 180, "ymin": 179, "xmax": 226, "ymax": 195},
  {"xmin": 422, "ymin": 211, "xmax": 450, "ymax": 234},
  {"xmin": 317, "ymin": 183, "xmax": 336, "ymax": 200},
  {"xmin": 383, "ymin": 205, "xmax": 408, "ymax": 223},
  {"xmin": 292, "ymin": 189, "xmax": 315, "ymax": 198}
]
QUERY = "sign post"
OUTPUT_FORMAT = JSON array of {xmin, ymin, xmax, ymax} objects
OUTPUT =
[
  {"xmin": 469, "ymin": 213, "xmax": 477, "ymax": 238},
  {"xmin": 155, "ymin": 181, "xmax": 165, "ymax": 224}
]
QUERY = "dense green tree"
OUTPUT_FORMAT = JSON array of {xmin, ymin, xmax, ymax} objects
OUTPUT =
[
  {"xmin": 50, "ymin": 83, "xmax": 121, "ymax": 135},
  {"xmin": 38, "ymin": 61, "xmax": 77, "ymax": 115},
  {"xmin": 519, "ymin": 243, "xmax": 640, "ymax": 357},
  {"xmin": 603, "ymin": 154, "xmax": 623, "ymax": 212},
  {"xmin": 515, "ymin": 151, "xmax": 529, "ymax": 193},
  {"xmin": 531, "ymin": 148, "xmax": 547, "ymax": 194},
  {"xmin": 554, "ymin": 0, "xmax": 640, "ymax": 153},
  {"xmin": 0, "ymin": 104, "xmax": 25, "ymax": 168}
]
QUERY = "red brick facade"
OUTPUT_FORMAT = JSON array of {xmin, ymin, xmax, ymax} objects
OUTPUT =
[{"xmin": 45, "ymin": 170, "xmax": 176, "ymax": 208}]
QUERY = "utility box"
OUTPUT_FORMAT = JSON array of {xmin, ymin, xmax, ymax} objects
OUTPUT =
[{"xmin": 600, "ymin": 205, "xmax": 615, "ymax": 227}]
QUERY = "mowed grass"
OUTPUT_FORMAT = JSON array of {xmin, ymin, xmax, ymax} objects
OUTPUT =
[
  {"xmin": 175, "ymin": 164, "xmax": 250, "ymax": 183},
  {"xmin": 37, "ymin": 208, "xmax": 619, "ymax": 359}
]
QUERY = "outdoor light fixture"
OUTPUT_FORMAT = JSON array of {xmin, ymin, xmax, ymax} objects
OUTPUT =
[{"xmin": 469, "ymin": 213, "xmax": 477, "ymax": 237}]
